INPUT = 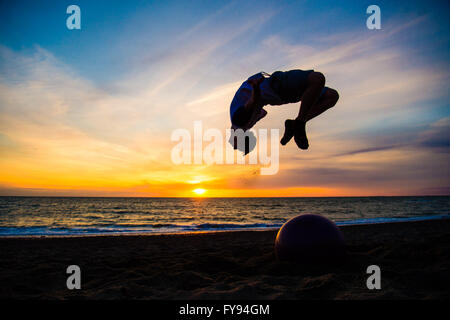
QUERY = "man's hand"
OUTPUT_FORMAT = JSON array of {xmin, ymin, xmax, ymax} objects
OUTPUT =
[
  {"xmin": 244, "ymin": 76, "xmax": 264, "ymax": 113},
  {"xmin": 247, "ymin": 76, "xmax": 264, "ymax": 88}
]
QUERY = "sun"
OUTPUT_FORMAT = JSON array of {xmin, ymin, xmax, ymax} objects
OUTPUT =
[{"xmin": 192, "ymin": 188, "xmax": 207, "ymax": 196}]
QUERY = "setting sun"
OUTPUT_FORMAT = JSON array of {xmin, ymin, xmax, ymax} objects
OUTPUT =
[{"xmin": 192, "ymin": 188, "xmax": 207, "ymax": 196}]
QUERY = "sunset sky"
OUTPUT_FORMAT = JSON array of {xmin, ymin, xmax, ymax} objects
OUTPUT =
[{"xmin": 0, "ymin": 0, "xmax": 449, "ymax": 197}]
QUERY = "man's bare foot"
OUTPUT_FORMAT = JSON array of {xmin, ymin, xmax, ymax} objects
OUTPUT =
[
  {"xmin": 280, "ymin": 119, "xmax": 295, "ymax": 145},
  {"xmin": 294, "ymin": 119, "xmax": 309, "ymax": 150}
]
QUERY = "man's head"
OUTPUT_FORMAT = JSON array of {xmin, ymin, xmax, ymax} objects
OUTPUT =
[{"xmin": 228, "ymin": 129, "xmax": 257, "ymax": 155}]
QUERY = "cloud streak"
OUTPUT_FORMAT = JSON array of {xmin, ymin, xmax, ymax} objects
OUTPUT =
[{"xmin": 0, "ymin": 5, "xmax": 449, "ymax": 196}]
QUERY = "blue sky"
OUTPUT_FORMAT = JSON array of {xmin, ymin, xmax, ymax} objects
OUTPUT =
[
  {"xmin": 2, "ymin": 0, "xmax": 448, "ymax": 83},
  {"xmin": 0, "ymin": 0, "xmax": 449, "ymax": 196}
]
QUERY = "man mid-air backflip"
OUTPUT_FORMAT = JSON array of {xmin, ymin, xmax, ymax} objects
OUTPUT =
[{"xmin": 229, "ymin": 69, "xmax": 339, "ymax": 151}]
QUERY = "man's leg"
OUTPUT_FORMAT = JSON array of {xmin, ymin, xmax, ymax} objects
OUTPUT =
[
  {"xmin": 293, "ymin": 72, "xmax": 325, "ymax": 149},
  {"xmin": 305, "ymin": 88, "xmax": 339, "ymax": 122},
  {"xmin": 281, "ymin": 87, "xmax": 339, "ymax": 146},
  {"xmin": 297, "ymin": 72, "xmax": 326, "ymax": 121}
]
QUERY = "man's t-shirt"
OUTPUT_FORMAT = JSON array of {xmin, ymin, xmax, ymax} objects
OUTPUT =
[{"xmin": 229, "ymin": 72, "xmax": 284, "ymax": 130}]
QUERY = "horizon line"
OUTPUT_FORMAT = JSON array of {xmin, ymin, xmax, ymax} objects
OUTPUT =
[{"xmin": 0, "ymin": 195, "xmax": 449, "ymax": 198}]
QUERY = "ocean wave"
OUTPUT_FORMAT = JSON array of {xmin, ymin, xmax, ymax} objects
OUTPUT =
[
  {"xmin": 0, "ymin": 214, "xmax": 448, "ymax": 236},
  {"xmin": 0, "ymin": 222, "xmax": 283, "ymax": 236}
]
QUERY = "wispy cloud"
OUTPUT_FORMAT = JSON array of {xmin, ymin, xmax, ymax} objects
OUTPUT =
[{"xmin": 0, "ymin": 5, "xmax": 448, "ymax": 196}]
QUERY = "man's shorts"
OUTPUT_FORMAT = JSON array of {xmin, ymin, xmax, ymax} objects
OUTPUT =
[{"xmin": 269, "ymin": 69, "xmax": 328, "ymax": 103}]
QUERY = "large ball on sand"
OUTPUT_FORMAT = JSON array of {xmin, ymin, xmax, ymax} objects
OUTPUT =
[{"xmin": 275, "ymin": 214, "xmax": 346, "ymax": 263}]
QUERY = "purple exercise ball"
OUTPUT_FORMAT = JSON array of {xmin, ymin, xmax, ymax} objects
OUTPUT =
[{"xmin": 275, "ymin": 214, "xmax": 346, "ymax": 263}]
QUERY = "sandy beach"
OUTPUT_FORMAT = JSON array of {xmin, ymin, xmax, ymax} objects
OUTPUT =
[{"xmin": 0, "ymin": 219, "xmax": 449, "ymax": 300}]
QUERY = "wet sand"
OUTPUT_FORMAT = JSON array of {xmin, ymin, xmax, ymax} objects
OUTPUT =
[{"xmin": 0, "ymin": 219, "xmax": 449, "ymax": 299}]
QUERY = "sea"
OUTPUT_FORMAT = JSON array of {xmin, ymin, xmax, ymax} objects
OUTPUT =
[{"xmin": 0, "ymin": 196, "xmax": 449, "ymax": 236}]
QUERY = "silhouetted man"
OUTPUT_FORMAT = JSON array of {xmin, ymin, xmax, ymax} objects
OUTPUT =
[{"xmin": 230, "ymin": 70, "xmax": 339, "ymax": 150}]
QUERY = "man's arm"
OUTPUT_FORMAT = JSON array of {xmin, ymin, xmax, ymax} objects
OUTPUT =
[
  {"xmin": 244, "ymin": 77, "xmax": 264, "ymax": 113},
  {"xmin": 230, "ymin": 76, "xmax": 265, "ymax": 131}
]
